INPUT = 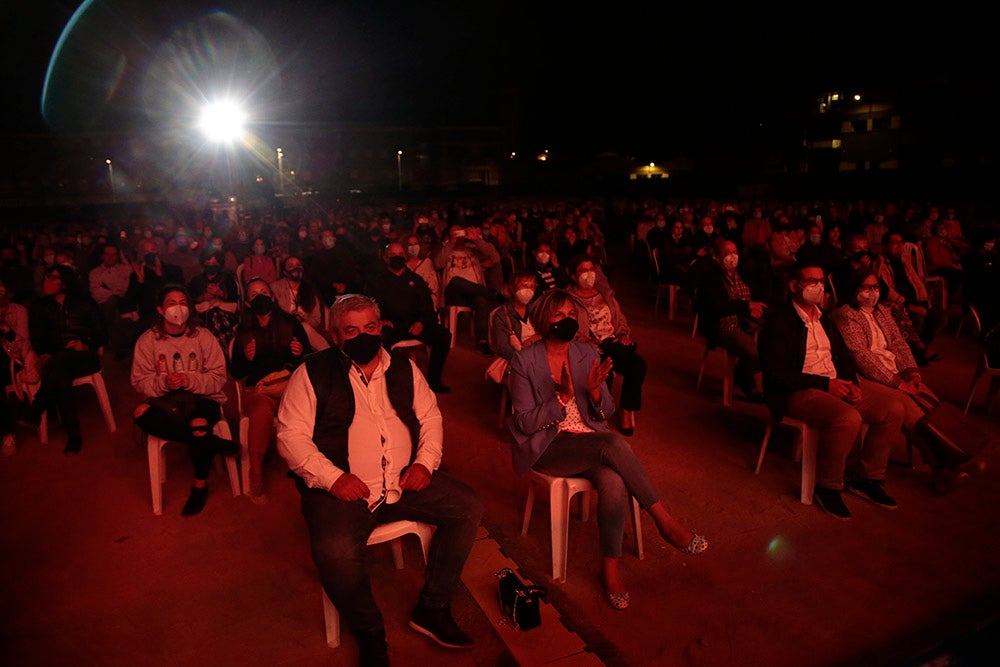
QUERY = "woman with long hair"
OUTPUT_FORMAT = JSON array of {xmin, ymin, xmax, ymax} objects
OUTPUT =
[{"xmin": 130, "ymin": 284, "xmax": 238, "ymax": 515}]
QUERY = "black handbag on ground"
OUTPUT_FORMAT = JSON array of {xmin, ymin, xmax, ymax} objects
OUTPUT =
[
  {"xmin": 495, "ymin": 568, "xmax": 547, "ymax": 631},
  {"xmin": 913, "ymin": 393, "xmax": 991, "ymax": 467}
]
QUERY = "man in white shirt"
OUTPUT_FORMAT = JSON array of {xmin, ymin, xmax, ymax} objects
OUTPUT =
[
  {"xmin": 88, "ymin": 243, "xmax": 133, "ymax": 357},
  {"xmin": 758, "ymin": 262, "xmax": 905, "ymax": 520},
  {"xmin": 277, "ymin": 294, "xmax": 481, "ymax": 665}
]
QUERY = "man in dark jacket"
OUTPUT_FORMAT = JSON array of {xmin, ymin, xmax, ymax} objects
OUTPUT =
[
  {"xmin": 758, "ymin": 262, "xmax": 905, "ymax": 520},
  {"xmin": 366, "ymin": 242, "xmax": 452, "ymax": 393},
  {"xmin": 26, "ymin": 264, "xmax": 106, "ymax": 454},
  {"xmin": 694, "ymin": 239, "xmax": 767, "ymax": 401}
]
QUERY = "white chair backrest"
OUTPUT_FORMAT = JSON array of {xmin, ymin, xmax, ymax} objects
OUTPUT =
[{"xmin": 903, "ymin": 241, "xmax": 928, "ymax": 279}]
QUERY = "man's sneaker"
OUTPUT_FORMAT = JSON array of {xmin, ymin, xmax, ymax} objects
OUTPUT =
[
  {"xmin": 848, "ymin": 478, "xmax": 898, "ymax": 509},
  {"xmin": 408, "ymin": 605, "xmax": 473, "ymax": 650},
  {"xmin": 63, "ymin": 436, "xmax": 82, "ymax": 455},
  {"xmin": 355, "ymin": 630, "xmax": 389, "ymax": 667},
  {"xmin": 1, "ymin": 434, "xmax": 16, "ymax": 457},
  {"xmin": 814, "ymin": 487, "xmax": 852, "ymax": 520}
]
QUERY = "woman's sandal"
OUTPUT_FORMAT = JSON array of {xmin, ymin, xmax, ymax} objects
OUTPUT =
[
  {"xmin": 600, "ymin": 575, "xmax": 630, "ymax": 610},
  {"xmin": 680, "ymin": 534, "xmax": 709, "ymax": 555}
]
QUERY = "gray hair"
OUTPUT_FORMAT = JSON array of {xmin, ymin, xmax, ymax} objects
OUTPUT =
[{"xmin": 329, "ymin": 293, "xmax": 381, "ymax": 330}]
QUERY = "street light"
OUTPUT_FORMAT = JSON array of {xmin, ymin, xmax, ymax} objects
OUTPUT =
[
  {"xmin": 396, "ymin": 150, "xmax": 403, "ymax": 192},
  {"xmin": 105, "ymin": 158, "xmax": 115, "ymax": 201},
  {"xmin": 276, "ymin": 148, "xmax": 284, "ymax": 197}
]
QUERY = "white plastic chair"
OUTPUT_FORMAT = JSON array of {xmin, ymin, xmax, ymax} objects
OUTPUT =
[
  {"xmin": 695, "ymin": 344, "xmax": 736, "ymax": 407},
  {"xmin": 146, "ymin": 419, "xmax": 241, "ymax": 515},
  {"xmin": 447, "ymin": 305, "xmax": 474, "ymax": 348},
  {"xmin": 38, "ymin": 361, "xmax": 117, "ymax": 445},
  {"xmin": 755, "ymin": 416, "xmax": 819, "ymax": 504},
  {"xmin": 521, "ymin": 470, "xmax": 644, "ymax": 583},
  {"xmin": 321, "ymin": 520, "xmax": 435, "ymax": 648},
  {"xmin": 963, "ymin": 306, "xmax": 999, "ymax": 414},
  {"xmin": 651, "ymin": 247, "xmax": 682, "ymax": 320}
]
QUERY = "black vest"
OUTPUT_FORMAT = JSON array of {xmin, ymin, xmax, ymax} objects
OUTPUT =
[{"xmin": 296, "ymin": 348, "xmax": 420, "ymax": 492}]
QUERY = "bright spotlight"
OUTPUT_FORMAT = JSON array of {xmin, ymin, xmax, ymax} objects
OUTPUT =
[{"xmin": 198, "ymin": 101, "xmax": 246, "ymax": 142}]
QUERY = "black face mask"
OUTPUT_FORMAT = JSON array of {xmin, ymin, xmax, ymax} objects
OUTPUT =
[
  {"xmin": 250, "ymin": 294, "xmax": 273, "ymax": 316},
  {"xmin": 204, "ymin": 265, "xmax": 220, "ymax": 277},
  {"xmin": 341, "ymin": 332, "xmax": 382, "ymax": 364},
  {"xmin": 387, "ymin": 256, "xmax": 406, "ymax": 271},
  {"xmin": 144, "ymin": 253, "xmax": 158, "ymax": 266},
  {"xmin": 548, "ymin": 317, "xmax": 579, "ymax": 342},
  {"xmin": 286, "ymin": 268, "xmax": 304, "ymax": 281}
]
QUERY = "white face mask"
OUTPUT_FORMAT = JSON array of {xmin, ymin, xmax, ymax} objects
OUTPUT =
[
  {"xmin": 535, "ymin": 252, "xmax": 550, "ymax": 265},
  {"xmin": 809, "ymin": 234, "xmax": 822, "ymax": 245},
  {"xmin": 163, "ymin": 304, "xmax": 190, "ymax": 327},
  {"xmin": 406, "ymin": 244, "xmax": 421, "ymax": 258},
  {"xmin": 253, "ymin": 245, "xmax": 266, "ymax": 255},
  {"xmin": 514, "ymin": 288, "xmax": 534, "ymax": 305},
  {"xmin": 702, "ymin": 226, "xmax": 714, "ymax": 235},
  {"xmin": 721, "ymin": 254, "xmax": 739, "ymax": 272},
  {"xmin": 322, "ymin": 237, "xmax": 336, "ymax": 249},
  {"xmin": 857, "ymin": 289, "xmax": 879, "ymax": 309},
  {"xmin": 801, "ymin": 283, "xmax": 825, "ymax": 305},
  {"xmin": 578, "ymin": 271, "xmax": 597, "ymax": 289}
]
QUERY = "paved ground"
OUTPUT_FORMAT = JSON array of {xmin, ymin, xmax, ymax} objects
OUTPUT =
[{"xmin": 2, "ymin": 242, "xmax": 999, "ymax": 667}]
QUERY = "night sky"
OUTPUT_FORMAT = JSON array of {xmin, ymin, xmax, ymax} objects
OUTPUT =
[{"xmin": 2, "ymin": 1, "xmax": 993, "ymax": 155}]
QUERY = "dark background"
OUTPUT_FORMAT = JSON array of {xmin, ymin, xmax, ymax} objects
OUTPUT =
[{"xmin": 3, "ymin": 1, "xmax": 994, "ymax": 157}]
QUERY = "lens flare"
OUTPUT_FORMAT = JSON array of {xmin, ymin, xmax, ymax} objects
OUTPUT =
[{"xmin": 199, "ymin": 101, "xmax": 246, "ymax": 142}]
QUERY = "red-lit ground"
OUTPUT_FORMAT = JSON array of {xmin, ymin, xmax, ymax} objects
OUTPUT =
[{"xmin": 2, "ymin": 245, "xmax": 997, "ymax": 667}]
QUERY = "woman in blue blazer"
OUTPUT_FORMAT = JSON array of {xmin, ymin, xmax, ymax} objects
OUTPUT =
[{"xmin": 507, "ymin": 289, "xmax": 708, "ymax": 610}]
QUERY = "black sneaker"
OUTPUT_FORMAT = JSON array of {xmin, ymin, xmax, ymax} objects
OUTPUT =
[
  {"xmin": 355, "ymin": 630, "xmax": 389, "ymax": 667},
  {"xmin": 408, "ymin": 605, "xmax": 473, "ymax": 650},
  {"xmin": 63, "ymin": 436, "xmax": 82, "ymax": 455},
  {"xmin": 210, "ymin": 435, "xmax": 241, "ymax": 457},
  {"xmin": 848, "ymin": 478, "xmax": 898, "ymax": 509},
  {"xmin": 814, "ymin": 487, "xmax": 852, "ymax": 520},
  {"xmin": 181, "ymin": 486, "xmax": 208, "ymax": 516}
]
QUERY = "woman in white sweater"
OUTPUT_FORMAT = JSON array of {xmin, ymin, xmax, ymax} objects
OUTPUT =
[{"xmin": 130, "ymin": 284, "xmax": 237, "ymax": 515}]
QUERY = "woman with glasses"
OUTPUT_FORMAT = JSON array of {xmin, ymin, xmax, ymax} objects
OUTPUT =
[{"xmin": 830, "ymin": 268, "xmax": 981, "ymax": 493}]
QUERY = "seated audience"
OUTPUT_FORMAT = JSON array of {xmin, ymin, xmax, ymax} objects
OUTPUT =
[
  {"xmin": 878, "ymin": 232, "xmax": 946, "ymax": 365},
  {"xmin": 489, "ymin": 272, "xmax": 541, "ymax": 363},
  {"xmin": 830, "ymin": 268, "xmax": 981, "ymax": 493},
  {"xmin": 924, "ymin": 219, "xmax": 964, "ymax": 302},
  {"xmin": 230, "ymin": 277, "xmax": 312, "ymax": 503},
  {"xmin": 241, "ymin": 237, "xmax": 278, "ymax": 285},
  {"xmin": 654, "ymin": 220, "xmax": 697, "ymax": 288},
  {"xmin": 366, "ymin": 242, "xmax": 453, "ymax": 393},
  {"xmin": 130, "ymin": 284, "xmax": 239, "ymax": 516},
  {"xmin": 270, "ymin": 255, "xmax": 329, "ymax": 351},
  {"xmin": 187, "ymin": 251, "xmax": 240, "ymax": 355},
  {"xmin": 121, "ymin": 238, "xmax": 185, "ymax": 338},
  {"xmin": 277, "ymin": 294, "xmax": 482, "ymax": 663},
  {"xmin": 566, "ymin": 256, "xmax": 646, "ymax": 435},
  {"xmin": 88, "ymin": 243, "xmax": 133, "ymax": 359},
  {"xmin": 507, "ymin": 288, "xmax": 707, "ymax": 610},
  {"xmin": 758, "ymin": 262, "xmax": 906, "ymax": 520},
  {"xmin": 306, "ymin": 228, "xmax": 363, "ymax": 306},
  {"xmin": 438, "ymin": 234, "xmax": 505, "ymax": 355},
  {"xmin": 1, "ymin": 279, "xmax": 36, "ymax": 456},
  {"xmin": 24, "ymin": 265, "xmax": 106, "ymax": 454},
  {"xmin": 403, "ymin": 233, "xmax": 442, "ymax": 310},
  {"xmin": 694, "ymin": 238, "xmax": 767, "ymax": 401},
  {"xmin": 527, "ymin": 241, "xmax": 566, "ymax": 293}
]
